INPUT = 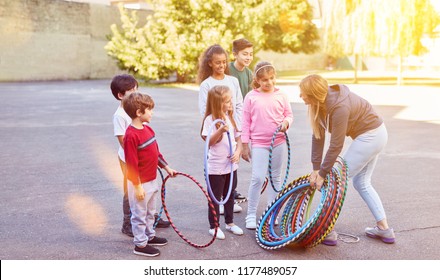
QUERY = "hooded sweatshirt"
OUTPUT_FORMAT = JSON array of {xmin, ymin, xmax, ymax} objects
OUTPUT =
[{"xmin": 312, "ymin": 84, "xmax": 383, "ymax": 178}]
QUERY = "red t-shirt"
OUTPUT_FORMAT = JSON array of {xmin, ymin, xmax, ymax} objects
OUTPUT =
[{"xmin": 124, "ymin": 124, "xmax": 167, "ymax": 185}]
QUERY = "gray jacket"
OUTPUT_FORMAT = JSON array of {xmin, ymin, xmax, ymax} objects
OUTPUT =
[{"xmin": 312, "ymin": 84, "xmax": 383, "ymax": 178}]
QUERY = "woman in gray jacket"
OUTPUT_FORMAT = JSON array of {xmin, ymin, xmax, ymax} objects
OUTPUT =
[{"xmin": 299, "ymin": 74, "xmax": 395, "ymax": 245}]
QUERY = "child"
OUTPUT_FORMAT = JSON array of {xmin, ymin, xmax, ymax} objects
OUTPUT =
[
  {"xmin": 229, "ymin": 38, "xmax": 254, "ymax": 98},
  {"xmin": 201, "ymin": 85, "xmax": 244, "ymax": 239},
  {"xmin": 241, "ymin": 62, "xmax": 293, "ymax": 230},
  {"xmin": 197, "ymin": 44, "xmax": 244, "ymax": 214},
  {"xmin": 228, "ymin": 38, "xmax": 254, "ymax": 203},
  {"xmin": 111, "ymin": 74, "xmax": 138, "ymax": 237},
  {"xmin": 111, "ymin": 74, "xmax": 171, "ymax": 238},
  {"xmin": 123, "ymin": 92, "xmax": 176, "ymax": 257}
]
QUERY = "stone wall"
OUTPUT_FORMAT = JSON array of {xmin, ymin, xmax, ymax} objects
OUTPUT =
[{"xmin": 0, "ymin": 0, "xmax": 148, "ymax": 81}]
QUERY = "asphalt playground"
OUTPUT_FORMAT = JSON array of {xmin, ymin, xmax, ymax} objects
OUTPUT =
[{"xmin": 1, "ymin": 79, "xmax": 439, "ymax": 261}]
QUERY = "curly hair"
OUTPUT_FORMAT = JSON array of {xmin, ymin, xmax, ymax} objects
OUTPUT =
[{"xmin": 196, "ymin": 44, "xmax": 230, "ymax": 84}]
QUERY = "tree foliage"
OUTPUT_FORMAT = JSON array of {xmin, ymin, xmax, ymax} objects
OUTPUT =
[
  {"xmin": 105, "ymin": 0, "xmax": 319, "ymax": 82},
  {"xmin": 322, "ymin": 0, "xmax": 440, "ymax": 58}
]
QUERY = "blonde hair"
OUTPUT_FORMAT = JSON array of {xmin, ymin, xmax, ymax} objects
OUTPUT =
[
  {"xmin": 299, "ymin": 74, "xmax": 328, "ymax": 139},
  {"xmin": 200, "ymin": 85, "xmax": 237, "ymax": 137},
  {"xmin": 251, "ymin": 61, "xmax": 276, "ymax": 89}
]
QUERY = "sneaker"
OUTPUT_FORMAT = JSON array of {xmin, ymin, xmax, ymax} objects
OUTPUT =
[
  {"xmin": 365, "ymin": 226, "xmax": 395, "ymax": 244},
  {"xmin": 322, "ymin": 230, "xmax": 338, "ymax": 246},
  {"xmin": 233, "ymin": 204, "xmax": 242, "ymax": 213},
  {"xmin": 219, "ymin": 204, "xmax": 241, "ymax": 215},
  {"xmin": 154, "ymin": 214, "xmax": 171, "ymax": 228},
  {"xmin": 225, "ymin": 224, "xmax": 244, "ymax": 235},
  {"xmin": 245, "ymin": 217, "xmax": 256, "ymax": 230},
  {"xmin": 133, "ymin": 245, "xmax": 160, "ymax": 257},
  {"xmin": 208, "ymin": 228, "xmax": 225, "ymax": 240},
  {"xmin": 148, "ymin": 236, "xmax": 168, "ymax": 246},
  {"xmin": 121, "ymin": 226, "xmax": 134, "ymax": 237},
  {"xmin": 234, "ymin": 192, "xmax": 246, "ymax": 200},
  {"xmin": 274, "ymin": 218, "xmax": 279, "ymax": 226}
]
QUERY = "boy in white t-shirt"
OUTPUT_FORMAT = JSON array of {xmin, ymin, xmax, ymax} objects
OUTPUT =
[{"xmin": 111, "ymin": 74, "xmax": 170, "ymax": 237}]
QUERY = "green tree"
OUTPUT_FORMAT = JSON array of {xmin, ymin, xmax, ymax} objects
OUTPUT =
[
  {"xmin": 105, "ymin": 0, "xmax": 319, "ymax": 82},
  {"xmin": 322, "ymin": 0, "xmax": 440, "ymax": 84}
]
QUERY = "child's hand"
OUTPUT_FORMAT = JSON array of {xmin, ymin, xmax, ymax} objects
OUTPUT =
[
  {"xmin": 164, "ymin": 166, "xmax": 177, "ymax": 177},
  {"xmin": 279, "ymin": 120, "xmax": 289, "ymax": 132},
  {"xmin": 241, "ymin": 143, "xmax": 251, "ymax": 162},
  {"xmin": 230, "ymin": 149, "xmax": 241, "ymax": 163},
  {"xmin": 134, "ymin": 185, "xmax": 145, "ymax": 200},
  {"xmin": 220, "ymin": 124, "xmax": 229, "ymax": 133}
]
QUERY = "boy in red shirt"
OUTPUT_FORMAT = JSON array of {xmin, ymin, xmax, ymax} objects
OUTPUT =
[{"xmin": 123, "ymin": 92, "xmax": 176, "ymax": 257}]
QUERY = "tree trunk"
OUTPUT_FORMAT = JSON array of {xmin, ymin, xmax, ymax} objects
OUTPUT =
[
  {"xmin": 353, "ymin": 54, "xmax": 359, "ymax": 84},
  {"xmin": 397, "ymin": 55, "xmax": 403, "ymax": 86},
  {"xmin": 176, "ymin": 72, "xmax": 187, "ymax": 83}
]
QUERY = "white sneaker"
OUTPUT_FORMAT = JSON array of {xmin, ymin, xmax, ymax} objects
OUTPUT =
[
  {"xmin": 219, "ymin": 204, "xmax": 241, "ymax": 215},
  {"xmin": 245, "ymin": 217, "xmax": 256, "ymax": 229},
  {"xmin": 233, "ymin": 204, "xmax": 242, "ymax": 213},
  {"xmin": 225, "ymin": 224, "xmax": 244, "ymax": 235},
  {"xmin": 208, "ymin": 228, "xmax": 225, "ymax": 240}
]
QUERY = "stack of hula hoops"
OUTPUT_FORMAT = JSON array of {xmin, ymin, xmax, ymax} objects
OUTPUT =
[{"xmin": 256, "ymin": 157, "xmax": 349, "ymax": 249}]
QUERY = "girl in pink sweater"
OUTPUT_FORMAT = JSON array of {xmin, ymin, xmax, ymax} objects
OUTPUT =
[{"xmin": 241, "ymin": 62, "xmax": 293, "ymax": 229}]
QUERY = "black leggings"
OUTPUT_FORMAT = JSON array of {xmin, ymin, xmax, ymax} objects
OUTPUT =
[{"xmin": 208, "ymin": 171, "xmax": 237, "ymax": 229}]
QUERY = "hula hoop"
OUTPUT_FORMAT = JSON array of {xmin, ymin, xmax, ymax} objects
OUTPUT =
[
  {"xmin": 161, "ymin": 172, "xmax": 218, "ymax": 248},
  {"xmin": 204, "ymin": 118, "xmax": 234, "ymax": 205},
  {"xmin": 256, "ymin": 157, "xmax": 349, "ymax": 250},
  {"xmin": 153, "ymin": 167, "xmax": 165, "ymax": 229},
  {"xmin": 268, "ymin": 126, "xmax": 291, "ymax": 193}
]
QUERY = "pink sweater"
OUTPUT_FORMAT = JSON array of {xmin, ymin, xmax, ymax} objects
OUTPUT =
[{"xmin": 241, "ymin": 89, "xmax": 293, "ymax": 148}]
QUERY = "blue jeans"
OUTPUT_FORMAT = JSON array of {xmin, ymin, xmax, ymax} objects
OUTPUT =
[{"xmin": 344, "ymin": 123, "xmax": 388, "ymax": 222}]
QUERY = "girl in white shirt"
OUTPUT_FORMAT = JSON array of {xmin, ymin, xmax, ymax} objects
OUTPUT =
[{"xmin": 201, "ymin": 85, "xmax": 244, "ymax": 239}]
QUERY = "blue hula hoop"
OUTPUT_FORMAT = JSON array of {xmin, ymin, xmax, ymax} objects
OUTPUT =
[
  {"xmin": 256, "ymin": 157, "xmax": 349, "ymax": 250},
  {"xmin": 204, "ymin": 118, "xmax": 234, "ymax": 205},
  {"xmin": 268, "ymin": 126, "xmax": 291, "ymax": 192},
  {"xmin": 153, "ymin": 167, "xmax": 165, "ymax": 229}
]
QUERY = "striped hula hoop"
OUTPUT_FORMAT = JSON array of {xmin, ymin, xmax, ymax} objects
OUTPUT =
[
  {"xmin": 153, "ymin": 167, "xmax": 165, "ymax": 229},
  {"xmin": 161, "ymin": 172, "xmax": 218, "ymax": 248},
  {"xmin": 256, "ymin": 157, "xmax": 348, "ymax": 250},
  {"xmin": 268, "ymin": 125, "xmax": 291, "ymax": 193},
  {"xmin": 204, "ymin": 118, "xmax": 234, "ymax": 205}
]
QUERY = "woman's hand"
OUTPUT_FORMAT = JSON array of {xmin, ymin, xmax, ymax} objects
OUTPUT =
[
  {"xmin": 309, "ymin": 170, "xmax": 324, "ymax": 190},
  {"xmin": 241, "ymin": 143, "xmax": 251, "ymax": 162}
]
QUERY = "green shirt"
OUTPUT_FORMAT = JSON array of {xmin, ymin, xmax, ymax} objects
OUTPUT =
[{"xmin": 228, "ymin": 62, "xmax": 253, "ymax": 97}]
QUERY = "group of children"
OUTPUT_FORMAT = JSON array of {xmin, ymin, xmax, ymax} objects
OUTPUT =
[
  {"xmin": 110, "ymin": 37, "xmax": 395, "ymax": 258},
  {"xmin": 112, "ymin": 38, "xmax": 293, "ymax": 256}
]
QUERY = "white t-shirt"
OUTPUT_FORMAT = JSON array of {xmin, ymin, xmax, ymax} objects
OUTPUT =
[
  {"xmin": 198, "ymin": 75, "xmax": 243, "ymax": 131},
  {"xmin": 201, "ymin": 115, "xmax": 239, "ymax": 175},
  {"xmin": 113, "ymin": 105, "xmax": 132, "ymax": 162}
]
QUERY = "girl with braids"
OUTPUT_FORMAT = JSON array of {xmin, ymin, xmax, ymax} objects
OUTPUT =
[
  {"xmin": 299, "ymin": 74, "xmax": 395, "ymax": 245},
  {"xmin": 241, "ymin": 62, "xmax": 293, "ymax": 230},
  {"xmin": 201, "ymin": 85, "xmax": 244, "ymax": 239}
]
